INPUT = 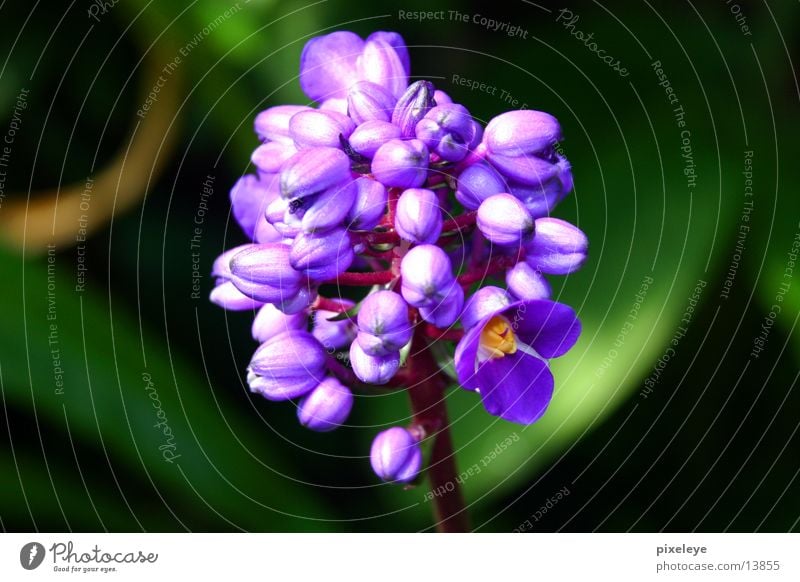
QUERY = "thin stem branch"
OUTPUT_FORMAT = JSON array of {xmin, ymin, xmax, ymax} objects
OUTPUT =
[
  {"xmin": 325, "ymin": 270, "xmax": 394, "ymax": 286},
  {"xmin": 405, "ymin": 329, "xmax": 469, "ymax": 532}
]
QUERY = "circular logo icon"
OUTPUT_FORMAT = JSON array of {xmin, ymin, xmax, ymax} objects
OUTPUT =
[{"xmin": 20, "ymin": 542, "xmax": 46, "ymax": 570}]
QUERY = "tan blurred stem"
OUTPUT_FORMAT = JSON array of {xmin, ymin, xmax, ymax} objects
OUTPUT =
[{"xmin": 0, "ymin": 42, "xmax": 180, "ymax": 254}]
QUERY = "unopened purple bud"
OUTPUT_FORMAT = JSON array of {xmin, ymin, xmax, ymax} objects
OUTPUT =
[
  {"xmin": 419, "ymin": 283, "xmax": 464, "ymax": 327},
  {"xmin": 251, "ymin": 141, "xmax": 297, "ymax": 174},
  {"xmin": 394, "ymin": 188, "xmax": 442, "ymax": 244},
  {"xmin": 255, "ymin": 105, "xmax": 311, "ymax": 144},
  {"xmin": 415, "ymin": 104, "xmax": 475, "ymax": 162},
  {"xmin": 484, "ymin": 110, "xmax": 562, "ymax": 157},
  {"xmin": 319, "ymin": 98, "xmax": 348, "ymax": 115},
  {"xmin": 370, "ymin": 426, "xmax": 422, "ymax": 483},
  {"xmin": 347, "ymin": 81, "xmax": 396, "ymax": 124},
  {"xmin": 289, "ymin": 228, "xmax": 354, "ymax": 282},
  {"xmin": 349, "ymin": 341, "xmax": 400, "ymax": 385},
  {"xmin": 212, "ymin": 245, "xmax": 250, "ymax": 280},
  {"xmin": 300, "ymin": 180, "xmax": 356, "ymax": 233},
  {"xmin": 486, "ymin": 152, "xmax": 561, "ymax": 186},
  {"xmin": 348, "ymin": 120, "xmax": 402, "ymax": 158},
  {"xmin": 371, "ymin": 139, "xmax": 429, "ymax": 188},
  {"xmin": 392, "ymin": 80, "xmax": 435, "ymax": 137},
  {"xmin": 297, "ymin": 377, "xmax": 354, "ymax": 432},
  {"xmin": 356, "ymin": 291, "xmax": 412, "ymax": 356},
  {"xmin": 433, "ymin": 89, "xmax": 453, "ymax": 105},
  {"xmin": 264, "ymin": 197, "xmax": 301, "ymax": 238},
  {"xmin": 454, "ymin": 162, "xmax": 507, "ymax": 210},
  {"xmin": 366, "ymin": 31, "xmax": 410, "ymax": 76},
  {"xmin": 358, "ymin": 37, "xmax": 408, "ymax": 99},
  {"xmin": 461, "ymin": 286, "xmax": 511, "ymax": 329},
  {"xmin": 289, "ymin": 110, "xmax": 355, "ymax": 150},
  {"xmin": 252, "ymin": 303, "xmax": 307, "ymax": 343},
  {"xmin": 400, "ymin": 244, "xmax": 456, "ymax": 307},
  {"xmin": 210, "ymin": 280, "xmax": 264, "ymax": 311},
  {"xmin": 506, "ymin": 262, "xmax": 551, "ymax": 300},
  {"xmin": 508, "ymin": 156, "xmax": 573, "ymax": 217},
  {"xmin": 313, "ymin": 299, "xmax": 355, "ymax": 350},
  {"xmin": 525, "ymin": 218, "xmax": 588, "ymax": 275},
  {"xmin": 299, "ymin": 31, "xmax": 364, "ymax": 102},
  {"xmin": 280, "ymin": 147, "xmax": 351, "ymax": 201},
  {"xmin": 230, "ymin": 175, "xmax": 280, "ymax": 241},
  {"xmin": 248, "ymin": 330, "xmax": 327, "ymax": 400},
  {"xmin": 229, "ymin": 243, "xmax": 302, "ymax": 288},
  {"xmin": 279, "ymin": 285, "xmax": 317, "ymax": 315},
  {"xmin": 477, "ymin": 193, "xmax": 535, "ymax": 247},
  {"xmin": 346, "ymin": 177, "xmax": 387, "ymax": 230}
]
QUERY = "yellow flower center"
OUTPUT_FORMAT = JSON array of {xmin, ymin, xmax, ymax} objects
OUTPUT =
[{"xmin": 479, "ymin": 316, "xmax": 517, "ymax": 359}]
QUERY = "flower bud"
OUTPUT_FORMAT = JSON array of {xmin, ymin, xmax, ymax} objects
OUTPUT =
[
  {"xmin": 477, "ymin": 194, "xmax": 535, "ymax": 247},
  {"xmin": 400, "ymin": 244, "xmax": 456, "ymax": 307},
  {"xmin": 455, "ymin": 161, "xmax": 507, "ymax": 210},
  {"xmin": 248, "ymin": 331, "xmax": 327, "ymax": 400},
  {"xmin": 289, "ymin": 110, "xmax": 356, "ymax": 150},
  {"xmin": 251, "ymin": 141, "xmax": 297, "ymax": 174},
  {"xmin": 280, "ymin": 147, "xmax": 351, "ymax": 201},
  {"xmin": 300, "ymin": 179, "xmax": 357, "ymax": 233},
  {"xmin": 391, "ymin": 80, "xmax": 435, "ymax": 137},
  {"xmin": 358, "ymin": 37, "xmax": 408, "ymax": 98},
  {"xmin": 264, "ymin": 197, "xmax": 301, "ymax": 238},
  {"xmin": 210, "ymin": 280, "xmax": 264, "ymax": 311},
  {"xmin": 313, "ymin": 299, "xmax": 356, "ymax": 350},
  {"xmin": 366, "ymin": 31, "xmax": 410, "ymax": 75},
  {"xmin": 433, "ymin": 89, "xmax": 453, "ymax": 105},
  {"xmin": 460, "ymin": 286, "xmax": 511, "ymax": 329},
  {"xmin": 508, "ymin": 157, "xmax": 573, "ymax": 217},
  {"xmin": 255, "ymin": 105, "xmax": 311, "ymax": 144},
  {"xmin": 415, "ymin": 104, "xmax": 476, "ymax": 162},
  {"xmin": 289, "ymin": 228, "xmax": 354, "ymax": 282},
  {"xmin": 229, "ymin": 243, "xmax": 302, "ymax": 288},
  {"xmin": 370, "ymin": 427, "xmax": 422, "ymax": 483},
  {"xmin": 348, "ymin": 120, "xmax": 402, "ymax": 158},
  {"xmin": 486, "ymin": 152, "xmax": 561, "ymax": 186},
  {"xmin": 419, "ymin": 283, "xmax": 464, "ymax": 327},
  {"xmin": 279, "ymin": 286, "xmax": 317, "ymax": 315},
  {"xmin": 506, "ymin": 262, "xmax": 551, "ymax": 300},
  {"xmin": 484, "ymin": 110, "xmax": 562, "ymax": 157},
  {"xmin": 371, "ymin": 139, "xmax": 429, "ymax": 188},
  {"xmin": 525, "ymin": 218, "xmax": 588, "ymax": 275},
  {"xmin": 299, "ymin": 31, "xmax": 364, "ymax": 102},
  {"xmin": 356, "ymin": 291, "xmax": 412, "ymax": 356},
  {"xmin": 394, "ymin": 188, "xmax": 442, "ymax": 244},
  {"xmin": 346, "ymin": 177, "xmax": 387, "ymax": 230},
  {"xmin": 252, "ymin": 303, "xmax": 307, "ymax": 343},
  {"xmin": 230, "ymin": 174, "xmax": 280, "ymax": 241},
  {"xmin": 347, "ymin": 81, "xmax": 397, "ymax": 124},
  {"xmin": 349, "ymin": 341, "xmax": 400, "ymax": 385},
  {"xmin": 297, "ymin": 377, "xmax": 354, "ymax": 432}
]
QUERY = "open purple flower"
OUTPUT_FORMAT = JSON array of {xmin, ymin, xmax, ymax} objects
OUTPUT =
[{"xmin": 454, "ymin": 299, "xmax": 581, "ymax": 424}]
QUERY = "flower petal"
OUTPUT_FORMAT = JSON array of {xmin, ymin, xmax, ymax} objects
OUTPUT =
[
  {"xmin": 477, "ymin": 351, "xmax": 554, "ymax": 424},
  {"xmin": 509, "ymin": 300, "xmax": 581, "ymax": 358},
  {"xmin": 299, "ymin": 31, "xmax": 365, "ymax": 102}
]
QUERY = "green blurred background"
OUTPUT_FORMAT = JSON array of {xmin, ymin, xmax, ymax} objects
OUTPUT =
[{"xmin": 0, "ymin": 0, "xmax": 798, "ymax": 532}]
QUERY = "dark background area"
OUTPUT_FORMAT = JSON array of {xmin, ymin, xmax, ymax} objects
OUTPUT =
[{"xmin": 0, "ymin": 0, "xmax": 798, "ymax": 532}]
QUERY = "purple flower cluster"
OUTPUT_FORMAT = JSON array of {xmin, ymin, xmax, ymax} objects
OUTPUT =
[{"xmin": 211, "ymin": 30, "xmax": 587, "ymax": 484}]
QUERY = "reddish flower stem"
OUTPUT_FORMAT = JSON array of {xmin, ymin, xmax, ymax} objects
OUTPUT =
[
  {"xmin": 325, "ymin": 270, "xmax": 394, "ymax": 286},
  {"xmin": 458, "ymin": 253, "xmax": 524, "ymax": 286},
  {"xmin": 312, "ymin": 296, "xmax": 352, "ymax": 313},
  {"xmin": 441, "ymin": 211, "xmax": 477, "ymax": 234},
  {"xmin": 405, "ymin": 328, "xmax": 470, "ymax": 532},
  {"xmin": 423, "ymin": 324, "xmax": 464, "ymax": 342}
]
